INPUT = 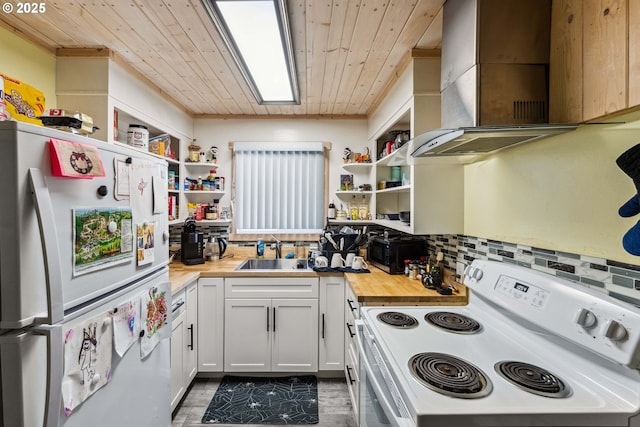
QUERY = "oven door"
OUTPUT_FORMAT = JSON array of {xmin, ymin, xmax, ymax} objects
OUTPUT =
[{"xmin": 356, "ymin": 321, "xmax": 413, "ymax": 427}]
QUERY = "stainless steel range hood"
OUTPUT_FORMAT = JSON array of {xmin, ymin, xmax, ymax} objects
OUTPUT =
[
  {"xmin": 411, "ymin": 0, "xmax": 579, "ymax": 159},
  {"xmin": 410, "ymin": 124, "xmax": 578, "ymax": 158}
]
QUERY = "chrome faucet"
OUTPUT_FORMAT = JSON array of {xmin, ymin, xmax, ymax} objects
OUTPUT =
[{"xmin": 270, "ymin": 235, "xmax": 282, "ymax": 259}]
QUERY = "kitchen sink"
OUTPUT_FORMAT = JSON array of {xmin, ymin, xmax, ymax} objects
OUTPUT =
[{"xmin": 235, "ymin": 258, "xmax": 310, "ymax": 271}]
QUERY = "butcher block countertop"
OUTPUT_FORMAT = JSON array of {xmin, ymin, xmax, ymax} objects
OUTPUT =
[{"xmin": 168, "ymin": 247, "xmax": 468, "ymax": 305}]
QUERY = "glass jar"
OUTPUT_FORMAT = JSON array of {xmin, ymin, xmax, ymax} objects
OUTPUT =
[
  {"xmin": 408, "ymin": 262, "xmax": 418, "ymax": 279},
  {"xmin": 205, "ymin": 204, "xmax": 214, "ymax": 220},
  {"xmin": 212, "ymin": 199, "xmax": 219, "ymax": 220},
  {"xmin": 188, "ymin": 144, "xmax": 201, "ymax": 162}
]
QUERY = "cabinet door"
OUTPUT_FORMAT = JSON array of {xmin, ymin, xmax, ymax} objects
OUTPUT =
[
  {"xmin": 272, "ymin": 298, "xmax": 318, "ymax": 372},
  {"xmin": 170, "ymin": 309, "xmax": 186, "ymax": 411},
  {"xmin": 224, "ymin": 298, "xmax": 271, "ymax": 372},
  {"xmin": 184, "ymin": 282, "xmax": 198, "ymax": 383},
  {"xmin": 197, "ymin": 277, "xmax": 224, "ymax": 372},
  {"xmin": 319, "ymin": 277, "xmax": 345, "ymax": 371}
]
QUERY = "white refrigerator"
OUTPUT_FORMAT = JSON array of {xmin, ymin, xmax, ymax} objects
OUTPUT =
[{"xmin": 0, "ymin": 121, "xmax": 172, "ymax": 426}]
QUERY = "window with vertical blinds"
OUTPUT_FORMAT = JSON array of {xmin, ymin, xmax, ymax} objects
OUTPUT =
[{"xmin": 234, "ymin": 142, "xmax": 325, "ymax": 234}]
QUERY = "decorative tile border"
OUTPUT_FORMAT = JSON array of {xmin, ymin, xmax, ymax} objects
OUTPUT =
[{"xmin": 426, "ymin": 235, "xmax": 640, "ymax": 307}]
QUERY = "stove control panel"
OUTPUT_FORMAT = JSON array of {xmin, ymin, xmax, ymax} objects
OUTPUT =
[
  {"xmin": 494, "ymin": 275, "xmax": 551, "ymax": 310},
  {"xmin": 465, "ymin": 260, "xmax": 640, "ymax": 368}
]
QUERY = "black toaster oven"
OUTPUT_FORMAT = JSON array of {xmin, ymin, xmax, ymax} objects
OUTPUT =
[{"xmin": 368, "ymin": 236, "xmax": 427, "ymax": 274}]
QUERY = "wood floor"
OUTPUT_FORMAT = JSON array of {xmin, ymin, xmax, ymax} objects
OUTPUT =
[{"xmin": 172, "ymin": 377, "xmax": 356, "ymax": 427}]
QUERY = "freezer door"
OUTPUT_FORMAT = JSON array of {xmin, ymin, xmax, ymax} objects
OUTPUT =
[
  {"xmin": 0, "ymin": 121, "xmax": 169, "ymax": 328},
  {"xmin": 0, "ymin": 269, "xmax": 171, "ymax": 427}
]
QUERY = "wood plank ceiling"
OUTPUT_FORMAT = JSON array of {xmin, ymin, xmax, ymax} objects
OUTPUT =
[{"xmin": 0, "ymin": 0, "xmax": 443, "ymax": 117}]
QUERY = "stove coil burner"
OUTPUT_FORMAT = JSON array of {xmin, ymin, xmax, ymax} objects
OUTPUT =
[
  {"xmin": 494, "ymin": 361, "xmax": 571, "ymax": 398},
  {"xmin": 377, "ymin": 312, "xmax": 419, "ymax": 329},
  {"xmin": 408, "ymin": 352, "xmax": 492, "ymax": 399},
  {"xmin": 425, "ymin": 312, "xmax": 481, "ymax": 334}
]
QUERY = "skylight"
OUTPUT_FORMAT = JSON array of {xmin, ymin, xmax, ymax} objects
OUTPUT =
[{"xmin": 202, "ymin": 0, "xmax": 300, "ymax": 105}]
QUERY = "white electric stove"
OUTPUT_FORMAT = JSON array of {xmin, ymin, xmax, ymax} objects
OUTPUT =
[{"xmin": 357, "ymin": 259, "xmax": 640, "ymax": 427}]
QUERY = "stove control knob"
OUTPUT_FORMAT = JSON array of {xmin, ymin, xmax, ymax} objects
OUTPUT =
[
  {"xmin": 463, "ymin": 265, "xmax": 473, "ymax": 278},
  {"xmin": 470, "ymin": 268, "xmax": 483, "ymax": 281},
  {"xmin": 575, "ymin": 308, "xmax": 597, "ymax": 329},
  {"xmin": 603, "ymin": 320, "xmax": 628, "ymax": 342}
]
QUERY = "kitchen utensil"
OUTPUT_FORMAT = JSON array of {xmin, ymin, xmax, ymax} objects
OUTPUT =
[
  {"xmin": 343, "ymin": 232, "xmax": 367, "ymax": 255},
  {"xmin": 352, "ymin": 256, "xmax": 368, "ymax": 270},
  {"xmin": 315, "ymin": 256, "xmax": 328, "ymax": 267},
  {"xmin": 325, "ymin": 232, "xmax": 339, "ymax": 250}
]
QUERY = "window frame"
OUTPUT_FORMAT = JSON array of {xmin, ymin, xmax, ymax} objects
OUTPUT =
[{"xmin": 228, "ymin": 141, "xmax": 330, "ymax": 242}]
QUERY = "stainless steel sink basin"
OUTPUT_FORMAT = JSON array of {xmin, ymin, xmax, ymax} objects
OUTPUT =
[{"xmin": 235, "ymin": 258, "xmax": 309, "ymax": 271}]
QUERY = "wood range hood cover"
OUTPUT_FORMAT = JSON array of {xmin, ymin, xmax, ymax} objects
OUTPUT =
[{"xmin": 412, "ymin": 0, "xmax": 578, "ymax": 160}]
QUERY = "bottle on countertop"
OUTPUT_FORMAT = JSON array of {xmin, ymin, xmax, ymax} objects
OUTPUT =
[
  {"xmin": 257, "ymin": 240, "xmax": 265, "ymax": 259},
  {"xmin": 430, "ymin": 252, "xmax": 445, "ymax": 286},
  {"xmin": 328, "ymin": 199, "xmax": 336, "ymax": 219}
]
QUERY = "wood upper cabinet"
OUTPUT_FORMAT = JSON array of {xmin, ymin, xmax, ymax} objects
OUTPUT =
[
  {"xmin": 629, "ymin": 0, "xmax": 640, "ymax": 106},
  {"xmin": 583, "ymin": 0, "xmax": 627, "ymax": 119},
  {"xmin": 550, "ymin": 0, "xmax": 635, "ymax": 122}
]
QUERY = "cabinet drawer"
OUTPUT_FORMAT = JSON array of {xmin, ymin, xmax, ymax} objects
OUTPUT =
[
  {"xmin": 344, "ymin": 346, "xmax": 360, "ymax": 420},
  {"xmin": 172, "ymin": 289, "xmax": 186, "ymax": 321},
  {"xmin": 345, "ymin": 286, "xmax": 359, "ymax": 319},
  {"xmin": 345, "ymin": 320, "xmax": 359, "ymax": 372},
  {"xmin": 225, "ymin": 277, "xmax": 318, "ymax": 298}
]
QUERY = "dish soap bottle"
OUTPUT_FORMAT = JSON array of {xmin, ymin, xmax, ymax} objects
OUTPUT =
[{"xmin": 256, "ymin": 240, "xmax": 265, "ymax": 259}]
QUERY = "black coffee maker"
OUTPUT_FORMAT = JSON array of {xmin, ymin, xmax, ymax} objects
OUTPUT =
[{"xmin": 181, "ymin": 218, "xmax": 205, "ymax": 265}]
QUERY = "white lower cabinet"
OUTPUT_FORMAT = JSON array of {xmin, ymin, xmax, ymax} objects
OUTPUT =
[
  {"xmin": 197, "ymin": 277, "xmax": 224, "ymax": 372},
  {"xmin": 224, "ymin": 277, "xmax": 319, "ymax": 372},
  {"xmin": 319, "ymin": 276, "xmax": 345, "ymax": 371},
  {"xmin": 170, "ymin": 281, "xmax": 198, "ymax": 411}
]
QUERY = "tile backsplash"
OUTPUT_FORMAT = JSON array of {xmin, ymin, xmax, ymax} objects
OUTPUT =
[{"xmin": 426, "ymin": 235, "xmax": 640, "ymax": 307}]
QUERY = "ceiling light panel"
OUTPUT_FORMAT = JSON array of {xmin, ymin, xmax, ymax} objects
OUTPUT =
[{"xmin": 203, "ymin": 0, "xmax": 299, "ymax": 105}]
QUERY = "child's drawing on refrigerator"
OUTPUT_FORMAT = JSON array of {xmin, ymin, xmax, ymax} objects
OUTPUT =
[{"xmin": 61, "ymin": 313, "xmax": 113, "ymax": 415}]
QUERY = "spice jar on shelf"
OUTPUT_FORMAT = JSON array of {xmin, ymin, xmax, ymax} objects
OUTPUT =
[{"xmin": 187, "ymin": 144, "xmax": 201, "ymax": 162}]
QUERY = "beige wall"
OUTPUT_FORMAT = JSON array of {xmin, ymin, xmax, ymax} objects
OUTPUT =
[
  {"xmin": 464, "ymin": 111, "xmax": 640, "ymax": 265},
  {"xmin": 0, "ymin": 26, "xmax": 56, "ymax": 108}
]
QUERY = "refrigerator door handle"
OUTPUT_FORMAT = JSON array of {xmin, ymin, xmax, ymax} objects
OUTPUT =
[
  {"xmin": 0, "ymin": 327, "xmax": 63, "ymax": 427},
  {"xmin": 34, "ymin": 325, "xmax": 64, "ymax": 427},
  {"xmin": 29, "ymin": 168, "xmax": 65, "ymax": 325}
]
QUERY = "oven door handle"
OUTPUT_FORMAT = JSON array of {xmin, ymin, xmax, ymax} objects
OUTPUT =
[{"xmin": 356, "ymin": 325, "xmax": 413, "ymax": 427}]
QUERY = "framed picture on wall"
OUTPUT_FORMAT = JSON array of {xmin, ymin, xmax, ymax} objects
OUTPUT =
[{"xmin": 340, "ymin": 174, "xmax": 353, "ymax": 191}]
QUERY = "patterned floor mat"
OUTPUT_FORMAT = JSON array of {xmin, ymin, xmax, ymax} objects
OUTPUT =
[{"xmin": 202, "ymin": 375, "xmax": 319, "ymax": 424}]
